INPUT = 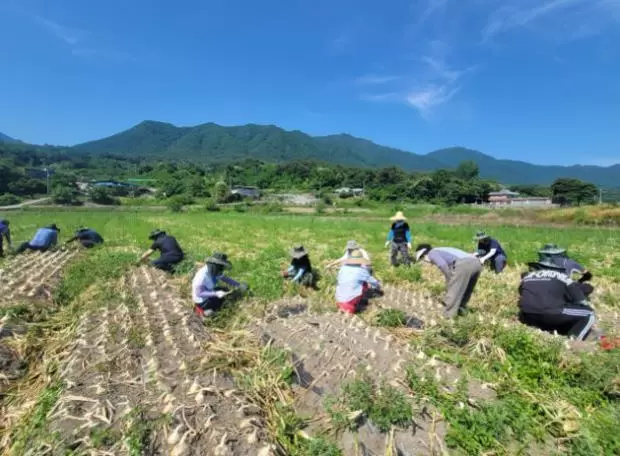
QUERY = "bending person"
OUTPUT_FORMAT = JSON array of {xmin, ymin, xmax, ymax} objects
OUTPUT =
[
  {"xmin": 192, "ymin": 252, "xmax": 248, "ymax": 317},
  {"xmin": 519, "ymin": 255, "xmax": 596, "ymax": 341},
  {"xmin": 14, "ymin": 224, "xmax": 60, "ymax": 254},
  {"xmin": 139, "ymin": 229, "xmax": 184, "ymax": 273},
  {"xmin": 473, "ymin": 231, "xmax": 507, "ymax": 274},
  {"xmin": 0, "ymin": 219, "xmax": 11, "ymax": 257},
  {"xmin": 414, "ymin": 244, "xmax": 482, "ymax": 318},
  {"xmin": 66, "ymin": 227, "xmax": 104, "ymax": 249},
  {"xmin": 335, "ymin": 251, "xmax": 381, "ymax": 314}
]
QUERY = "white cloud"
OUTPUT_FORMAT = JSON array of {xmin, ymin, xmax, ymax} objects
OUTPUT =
[
  {"xmin": 481, "ymin": 0, "xmax": 619, "ymax": 42},
  {"xmin": 406, "ymin": 84, "xmax": 460, "ymax": 115},
  {"xmin": 35, "ymin": 16, "xmax": 86, "ymax": 46}
]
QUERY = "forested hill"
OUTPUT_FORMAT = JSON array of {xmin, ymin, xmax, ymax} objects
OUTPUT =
[
  {"xmin": 0, "ymin": 132, "xmax": 20, "ymax": 143},
  {"xmin": 25, "ymin": 120, "xmax": 620, "ymax": 186}
]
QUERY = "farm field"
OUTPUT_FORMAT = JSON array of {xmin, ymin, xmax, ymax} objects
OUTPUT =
[{"xmin": 0, "ymin": 210, "xmax": 619, "ymax": 455}]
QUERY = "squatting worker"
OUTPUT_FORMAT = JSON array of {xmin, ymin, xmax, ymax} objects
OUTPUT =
[
  {"xmin": 473, "ymin": 231, "xmax": 507, "ymax": 274},
  {"xmin": 66, "ymin": 227, "xmax": 104, "ymax": 249},
  {"xmin": 282, "ymin": 245, "xmax": 315, "ymax": 287},
  {"xmin": 191, "ymin": 252, "xmax": 248, "ymax": 318},
  {"xmin": 0, "ymin": 219, "xmax": 11, "ymax": 257},
  {"xmin": 385, "ymin": 211, "xmax": 412, "ymax": 266},
  {"xmin": 335, "ymin": 251, "xmax": 381, "ymax": 314},
  {"xmin": 414, "ymin": 244, "xmax": 482, "ymax": 318},
  {"xmin": 519, "ymin": 255, "xmax": 596, "ymax": 341},
  {"xmin": 14, "ymin": 224, "xmax": 60, "ymax": 255},
  {"xmin": 139, "ymin": 229, "xmax": 184, "ymax": 273}
]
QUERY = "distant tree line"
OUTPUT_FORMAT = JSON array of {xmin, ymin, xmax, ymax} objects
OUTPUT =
[{"xmin": 0, "ymin": 142, "xmax": 612, "ymax": 206}]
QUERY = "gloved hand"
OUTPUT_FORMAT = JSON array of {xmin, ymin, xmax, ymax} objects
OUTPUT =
[
  {"xmin": 579, "ymin": 271, "xmax": 593, "ymax": 283},
  {"xmin": 384, "ymin": 241, "xmax": 390, "ymax": 248},
  {"xmin": 407, "ymin": 243, "xmax": 412, "ymax": 249},
  {"xmin": 215, "ymin": 290, "xmax": 228, "ymax": 299},
  {"xmin": 238, "ymin": 282, "xmax": 249, "ymax": 293},
  {"xmin": 479, "ymin": 257, "xmax": 486, "ymax": 264}
]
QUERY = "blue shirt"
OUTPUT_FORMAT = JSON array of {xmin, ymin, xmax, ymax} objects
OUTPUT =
[
  {"xmin": 30, "ymin": 228, "xmax": 58, "ymax": 248},
  {"xmin": 76, "ymin": 229, "xmax": 103, "ymax": 244},
  {"xmin": 336, "ymin": 264, "xmax": 380, "ymax": 303},
  {"xmin": 0, "ymin": 222, "xmax": 9, "ymax": 239}
]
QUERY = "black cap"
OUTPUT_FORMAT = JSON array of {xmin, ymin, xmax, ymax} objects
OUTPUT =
[{"xmin": 148, "ymin": 229, "xmax": 165, "ymax": 240}]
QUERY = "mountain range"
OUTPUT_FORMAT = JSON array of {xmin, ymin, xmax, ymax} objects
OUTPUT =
[
  {"xmin": 7, "ymin": 122, "xmax": 620, "ymax": 186},
  {"xmin": 0, "ymin": 132, "xmax": 20, "ymax": 144}
]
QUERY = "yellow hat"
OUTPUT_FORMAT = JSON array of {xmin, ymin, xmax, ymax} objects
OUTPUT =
[{"xmin": 390, "ymin": 211, "xmax": 407, "ymax": 221}]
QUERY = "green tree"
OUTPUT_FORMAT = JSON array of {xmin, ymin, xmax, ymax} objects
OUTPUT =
[
  {"xmin": 52, "ymin": 186, "xmax": 81, "ymax": 205},
  {"xmin": 89, "ymin": 187, "xmax": 120, "ymax": 205},
  {"xmin": 455, "ymin": 160, "xmax": 480, "ymax": 180},
  {"xmin": 551, "ymin": 178, "xmax": 598, "ymax": 206},
  {"xmin": 213, "ymin": 180, "xmax": 229, "ymax": 203}
]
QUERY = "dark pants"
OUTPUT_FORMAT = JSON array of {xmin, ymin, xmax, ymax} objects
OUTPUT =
[
  {"xmin": 519, "ymin": 304, "xmax": 595, "ymax": 341},
  {"xmin": 80, "ymin": 240, "xmax": 99, "ymax": 249},
  {"xmin": 0, "ymin": 238, "xmax": 4, "ymax": 257},
  {"xmin": 390, "ymin": 242, "xmax": 410, "ymax": 266},
  {"xmin": 197, "ymin": 287, "xmax": 228, "ymax": 312},
  {"xmin": 491, "ymin": 254, "xmax": 507, "ymax": 274},
  {"xmin": 578, "ymin": 282, "xmax": 594, "ymax": 297},
  {"xmin": 14, "ymin": 242, "xmax": 48, "ymax": 255},
  {"xmin": 151, "ymin": 255, "xmax": 183, "ymax": 273}
]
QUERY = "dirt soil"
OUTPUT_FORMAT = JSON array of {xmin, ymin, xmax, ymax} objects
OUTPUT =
[
  {"xmin": 254, "ymin": 287, "xmax": 496, "ymax": 456},
  {"xmin": 0, "ymin": 250, "xmax": 77, "ymax": 394},
  {"xmin": 45, "ymin": 267, "xmax": 274, "ymax": 455}
]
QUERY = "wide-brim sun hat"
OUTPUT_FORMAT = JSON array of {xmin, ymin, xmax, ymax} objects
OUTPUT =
[
  {"xmin": 346, "ymin": 240, "xmax": 360, "ymax": 250},
  {"xmin": 47, "ymin": 224, "xmax": 60, "ymax": 231},
  {"xmin": 148, "ymin": 229, "xmax": 165, "ymax": 240},
  {"xmin": 539, "ymin": 244, "xmax": 567, "ymax": 256},
  {"xmin": 206, "ymin": 252, "xmax": 232, "ymax": 269},
  {"xmin": 474, "ymin": 231, "xmax": 490, "ymax": 241},
  {"xmin": 528, "ymin": 258, "xmax": 565, "ymax": 270},
  {"xmin": 343, "ymin": 250, "xmax": 369, "ymax": 266},
  {"xmin": 414, "ymin": 244, "xmax": 432, "ymax": 263},
  {"xmin": 290, "ymin": 245, "xmax": 308, "ymax": 259},
  {"xmin": 390, "ymin": 211, "xmax": 407, "ymax": 221}
]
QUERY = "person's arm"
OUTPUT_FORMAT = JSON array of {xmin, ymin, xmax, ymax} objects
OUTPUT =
[
  {"xmin": 361, "ymin": 249, "xmax": 370, "ymax": 261},
  {"xmin": 4, "ymin": 228, "xmax": 11, "ymax": 246},
  {"xmin": 405, "ymin": 228, "xmax": 412, "ymax": 243},
  {"xmin": 364, "ymin": 270, "xmax": 381, "ymax": 289},
  {"xmin": 427, "ymin": 250, "xmax": 451, "ymax": 280},
  {"xmin": 220, "ymin": 275, "xmax": 241, "ymax": 287},
  {"xmin": 292, "ymin": 268, "xmax": 306, "ymax": 283},
  {"xmin": 386, "ymin": 229, "xmax": 394, "ymax": 241},
  {"xmin": 66, "ymin": 235, "xmax": 78, "ymax": 244},
  {"xmin": 480, "ymin": 248, "xmax": 498, "ymax": 263},
  {"xmin": 578, "ymin": 271, "xmax": 593, "ymax": 283},
  {"xmin": 139, "ymin": 249, "xmax": 155, "ymax": 263},
  {"xmin": 51, "ymin": 232, "xmax": 58, "ymax": 247},
  {"xmin": 566, "ymin": 281, "xmax": 589, "ymax": 307}
]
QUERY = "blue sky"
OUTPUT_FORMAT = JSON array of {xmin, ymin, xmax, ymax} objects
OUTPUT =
[{"xmin": 1, "ymin": 0, "xmax": 619, "ymax": 166}]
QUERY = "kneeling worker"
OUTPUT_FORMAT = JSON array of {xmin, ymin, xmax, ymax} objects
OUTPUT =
[
  {"xmin": 0, "ymin": 219, "xmax": 11, "ymax": 257},
  {"xmin": 282, "ymin": 245, "xmax": 315, "ymax": 287},
  {"xmin": 519, "ymin": 255, "xmax": 595, "ymax": 341},
  {"xmin": 473, "ymin": 231, "xmax": 507, "ymax": 274},
  {"xmin": 414, "ymin": 244, "xmax": 482, "ymax": 318},
  {"xmin": 139, "ymin": 229, "xmax": 184, "ymax": 273},
  {"xmin": 15, "ymin": 224, "xmax": 60, "ymax": 254},
  {"xmin": 66, "ymin": 227, "xmax": 104, "ymax": 248},
  {"xmin": 192, "ymin": 252, "xmax": 248, "ymax": 317},
  {"xmin": 335, "ymin": 251, "xmax": 381, "ymax": 314}
]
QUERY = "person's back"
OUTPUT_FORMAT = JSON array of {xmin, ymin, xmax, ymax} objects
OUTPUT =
[
  {"xmin": 192, "ymin": 264, "xmax": 213, "ymax": 304},
  {"xmin": 77, "ymin": 229, "xmax": 104, "ymax": 244},
  {"xmin": 292, "ymin": 255, "xmax": 312, "ymax": 273},
  {"xmin": 30, "ymin": 228, "xmax": 57, "ymax": 249},
  {"xmin": 391, "ymin": 221, "xmax": 410, "ymax": 243},
  {"xmin": 153, "ymin": 234, "xmax": 184, "ymax": 259},
  {"xmin": 519, "ymin": 269, "xmax": 581, "ymax": 315}
]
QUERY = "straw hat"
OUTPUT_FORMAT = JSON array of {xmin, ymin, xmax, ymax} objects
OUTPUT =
[
  {"xmin": 206, "ymin": 252, "xmax": 232, "ymax": 269},
  {"xmin": 474, "ymin": 231, "xmax": 490, "ymax": 241},
  {"xmin": 345, "ymin": 240, "xmax": 360, "ymax": 250},
  {"xmin": 343, "ymin": 250, "xmax": 369, "ymax": 265},
  {"xmin": 290, "ymin": 245, "xmax": 309, "ymax": 259},
  {"xmin": 414, "ymin": 243, "xmax": 432, "ymax": 263},
  {"xmin": 390, "ymin": 211, "xmax": 407, "ymax": 221},
  {"xmin": 539, "ymin": 244, "xmax": 567, "ymax": 256}
]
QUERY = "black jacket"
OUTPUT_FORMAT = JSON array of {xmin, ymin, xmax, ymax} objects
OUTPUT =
[{"xmin": 518, "ymin": 269, "xmax": 587, "ymax": 315}]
